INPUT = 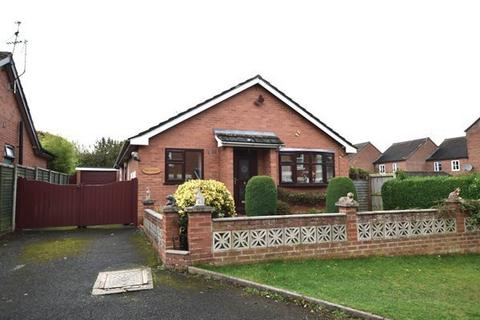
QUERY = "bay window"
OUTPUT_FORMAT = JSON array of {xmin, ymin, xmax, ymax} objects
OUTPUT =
[{"xmin": 279, "ymin": 151, "xmax": 334, "ymax": 186}]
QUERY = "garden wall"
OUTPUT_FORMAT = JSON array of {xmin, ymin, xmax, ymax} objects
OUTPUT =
[{"xmin": 143, "ymin": 200, "xmax": 480, "ymax": 270}]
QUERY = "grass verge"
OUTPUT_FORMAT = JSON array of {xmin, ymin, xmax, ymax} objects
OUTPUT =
[{"xmin": 203, "ymin": 254, "xmax": 480, "ymax": 320}]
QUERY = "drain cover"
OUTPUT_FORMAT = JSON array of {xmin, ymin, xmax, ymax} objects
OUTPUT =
[{"xmin": 92, "ymin": 267, "xmax": 153, "ymax": 295}]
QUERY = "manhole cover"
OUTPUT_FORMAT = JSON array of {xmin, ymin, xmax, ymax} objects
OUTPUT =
[{"xmin": 92, "ymin": 267, "xmax": 153, "ymax": 295}]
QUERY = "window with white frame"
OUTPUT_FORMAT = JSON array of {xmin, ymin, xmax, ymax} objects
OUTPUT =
[
  {"xmin": 392, "ymin": 163, "xmax": 398, "ymax": 172},
  {"xmin": 378, "ymin": 164, "xmax": 386, "ymax": 174},
  {"xmin": 433, "ymin": 161, "xmax": 442, "ymax": 172},
  {"xmin": 451, "ymin": 160, "xmax": 460, "ymax": 172}
]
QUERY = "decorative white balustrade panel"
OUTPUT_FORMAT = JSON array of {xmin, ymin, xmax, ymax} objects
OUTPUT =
[
  {"xmin": 213, "ymin": 224, "xmax": 346, "ymax": 252},
  {"xmin": 144, "ymin": 219, "xmax": 163, "ymax": 246},
  {"xmin": 465, "ymin": 217, "xmax": 480, "ymax": 232},
  {"xmin": 357, "ymin": 218, "xmax": 456, "ymax": 241}
]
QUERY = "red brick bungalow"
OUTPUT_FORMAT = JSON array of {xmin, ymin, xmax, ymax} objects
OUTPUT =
[
  {"xmin": 0, "ymin": 52, "xmax": 51, "ymax": 167},
  {"xmin": 115, "ymin": 75, "xmax": 356, "ymax": 221}
]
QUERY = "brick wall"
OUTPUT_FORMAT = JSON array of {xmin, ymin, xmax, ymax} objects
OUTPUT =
[
  {"xmin": 349, "ymin": 143, "xmax": 381, "ymax": 172},
  {"xmin": 425, "ymin": 158, "xmax": 468, "ymax": 175},
  {"xmin": 143, "ymin": 200, "xmax": 480, "ymax": 269},
  {"xmin": 466, "ymin": 119, "xmax": 480, "ymax": 172},
  {"xmin": 131, "ymin": 85, "xmax": 350, "ymax": 220},
  {"xmin": 405, "ymin": 139, "xmax": 438, "ymax": 171},
  {"xmin": 0, "ymin": 69, "xmax": 47, "ymax": 168}
]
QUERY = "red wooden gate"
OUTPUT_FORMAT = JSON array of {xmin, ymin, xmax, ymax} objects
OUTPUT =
[{"xmin": 16, "ymin": 178, "xmax": 138, "ymax": 229}]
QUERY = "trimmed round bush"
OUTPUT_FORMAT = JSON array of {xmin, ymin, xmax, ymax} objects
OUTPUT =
[
  {"xmin": 174, "ymin": 179, "xmax": 236, "ymax": 218},
  {"xmin": 325, "ymin": 177, "xmax": 357, "ymax": 213},
  {"xmin": 245, "ymin": 176, "xmax": 277, "ymax": 216}
]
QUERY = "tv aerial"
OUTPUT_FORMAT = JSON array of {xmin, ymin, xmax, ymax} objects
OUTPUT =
[{"xmin": 5, "ymin": 21, "xmax": 28, "ymax": 92}]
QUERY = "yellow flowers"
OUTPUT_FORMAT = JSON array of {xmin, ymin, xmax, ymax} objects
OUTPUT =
[{"xmin": 174, "ymin": 179, "xmax": 236, "ymax": 218}]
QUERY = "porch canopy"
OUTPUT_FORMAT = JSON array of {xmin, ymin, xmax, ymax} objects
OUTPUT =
[{"xmin": 213, "ymin": 129, "xmax": 284, "ymax": 148}]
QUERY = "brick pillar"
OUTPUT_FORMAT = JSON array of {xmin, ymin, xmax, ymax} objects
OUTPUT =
[
  {"xmin": 218, "ymin": 147, "xmax": 234, "ymax": 195},
  {"xmin": 336, "ymin": 199, "xmax": 359, "ymax": 242},
  {"xmin": 267, "ymin": 149, "xmax": 279, "ymax": 185},
  {"xmin": 187, "ymin": 205, "xmax": 213, "ymax": 264},
  {"xmin": 445, "ymin": 200, "xmax": 465, "ymax": 233},
  {"xmin": 162, "ymin": 206, "xmax": 180, "ymax": 251}
]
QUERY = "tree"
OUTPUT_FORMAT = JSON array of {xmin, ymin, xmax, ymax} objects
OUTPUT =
[
  {"xmin": 39, "ymin": 132, "xmax": 78, "ymax": 174},
  {"xmin": 77, "ymin": 137, "xmax": 123, "ymax": 168}
]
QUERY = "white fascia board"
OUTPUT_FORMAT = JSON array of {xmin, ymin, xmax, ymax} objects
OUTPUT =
[
  {"xmin": 130, "ymin": 77, "xmax": 356, "ymax": 153},
  {"xmin": 75, "ymin": 167, "xmax": 118, "ymax": 171}
]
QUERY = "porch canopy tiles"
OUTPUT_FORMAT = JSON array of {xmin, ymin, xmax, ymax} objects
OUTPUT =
[{"xmin": 214, "ymin": 129, "xmax": 284, "ymax": 149}]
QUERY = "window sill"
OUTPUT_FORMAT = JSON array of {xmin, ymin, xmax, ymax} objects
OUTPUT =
[{"xmin": 164, "ymin": 181, "xmax": 184, "ymax": 185}]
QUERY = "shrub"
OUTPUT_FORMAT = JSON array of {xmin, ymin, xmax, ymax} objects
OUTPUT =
[
  {"xmin": 349, "ymin": 167, "xmax": 370, "ymax": 180},
  {"xmin": 382, "ymin": 174, "xmax": 480, "ymax": 210},
  {"xmin": 245, "ymin": 176, "xmax": 277, "ymax": 216},
  {"xmin": 276, "ymin": 200, "xmax": 290, "ymax": 215},
  {"xmin": 277, "ymin": 188, "xmax": 325, "ymax": 205},
  {"xmin": 325, "ymin": 177, "xmax": 357, "ymax": 213},
  {"xmin": 174, "ymin": 179, "xmax": 236, "ymax": 250},
  {"xmin": 174, "ymin": 179, "xmax": 236, "ymax": 218}
]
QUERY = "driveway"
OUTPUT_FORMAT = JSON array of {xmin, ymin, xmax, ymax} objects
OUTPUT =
[{"xmin": 0, "ymin": 227, "xmax": 349, "ymax": 320}]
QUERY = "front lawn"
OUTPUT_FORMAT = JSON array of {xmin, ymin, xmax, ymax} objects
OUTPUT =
[{"xmin": 204, "ymin": 254, "xmax": 480, "ymax": 320}]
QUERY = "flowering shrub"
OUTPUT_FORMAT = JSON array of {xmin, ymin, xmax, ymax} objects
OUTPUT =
[{"xmin": 174, "ymin": 179, "xmax": 236, "ymax": 218}]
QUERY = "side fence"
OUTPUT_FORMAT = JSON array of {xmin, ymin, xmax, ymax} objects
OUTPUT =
[
  {"xmin": 143, "ymin": 198, "xmax": 480, "ymax": 270},
  {"xmin": 0, "ymin": 163, "xmax": 69, "ymax": 233}
]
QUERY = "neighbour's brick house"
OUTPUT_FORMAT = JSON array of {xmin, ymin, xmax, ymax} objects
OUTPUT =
[
  {"xmin": 373, "ymin": 138, "xmax": 437, "ymax": 174},
  {"xmin": 465, "ymin": 117, "xmax": 480, "ymax": 172},
  {"xmin": 0, "ymin": 52, "xmax": 51, "ymax": 167},
  {"xmin": 348, "ymin": 142, "xmax": 381, "ymax": 172},
  {"xmin": 426, "ymin": 137, "xmax": 469, "ymax": 175},
  {"xmin": 115, "ymin": 75, "xmax": 356, "ymax": 221}
]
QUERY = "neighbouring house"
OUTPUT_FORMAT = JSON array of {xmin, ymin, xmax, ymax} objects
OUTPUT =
[
  {"xmin": 425, "ymin": 117, "xmax": 480, "ymax": 175},
  {"xmin": 465, "ymin": 117, "xmax": 480, "ymax": 172},
  {"xmin": 115, "ymin": 75, "xmax": 356, "ymax": 221},
  {"xmin": 0, "ymin": 52, "xmax": 51, "ymax": 168},
  {"xmin": 72, "ymin": 167, "xmax": 119, "ymax": 185},
  {"xmin": 373, "ymin": 138, "xmax": 437, "ymax": 174},
  {"xmin": 426, "ymin": 137, "xmax": 469, "ymax": 175},
  {"xmin": 348, "ymin": 142, "xmax": 381, "ymax": 172}
]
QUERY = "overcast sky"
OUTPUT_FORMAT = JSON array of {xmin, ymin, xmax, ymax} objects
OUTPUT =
[{"xmin": 1, "ymin": 1, "xmax": 479, "ymax": 151}]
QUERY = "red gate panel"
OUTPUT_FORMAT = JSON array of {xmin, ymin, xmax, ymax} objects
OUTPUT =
[{"xmin": 16, "ymin": 178, "xmax": 137, "ymax": 229}]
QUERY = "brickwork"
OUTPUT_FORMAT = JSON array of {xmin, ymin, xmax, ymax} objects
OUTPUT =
[
  {"xmin": 0, "ymin": 69, "xmax": 47, "ymax": 168},
  {"xmin": 349, "ymin": 143, "xmax": 381, "ymax": 172},
  {"xmin": 143, "ymin": 200, "xmax": 480, "ymax": 269},
  {"xmin": 130, "ymin": 85, "xmax": 350, "ymax": 220},
  {"xmin": 425, "ymin": 158, "xmax": 468, "ymax": 175},
  {"xmin": 466, "ymin": 119, "xmax": 480, "ymax": 172}
]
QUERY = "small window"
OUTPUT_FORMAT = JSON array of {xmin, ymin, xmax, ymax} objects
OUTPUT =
[
  {"xmin": 378, "ymin": 164, "xmax": 386, "ymax": 174},
  {"xmin": 279, "ymin": 151, "xmax": 335, "ymax": 185},
  {"xmin": 451, "ymin": 160, "xmax": 460, "ymax": 172},
  {"xmin": 434, "ymin": 161, "xmax": 442, "ymax": 172},
  {"xmin": 392, "ymin": 163, "xmax": 398, "ymax": 172},
  {"xmin": 165, "ymin": 149, "xmax": 203, "ymax": 183},
  {"xmin": 4, "ymin": 145, "xmax": 15, "ymax": 164}
]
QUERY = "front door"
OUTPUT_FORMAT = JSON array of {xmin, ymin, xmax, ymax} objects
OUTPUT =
[{"xmin": 234, "ymin": 149, "xmax": 257, "ymax": 213}]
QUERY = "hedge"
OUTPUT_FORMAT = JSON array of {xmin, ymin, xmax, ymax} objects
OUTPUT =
[
  {"xmin": 325, "ymin": 177, "xmax": 357, "ymax": 213},
  {"xmin": 277, "ymin": 188, "xmax": 325, "ymax": 205},
  {"xmin": 382, "ymin": 174, "xmax": 480, "ymax": 210},
  {"xmin": 245, "ymin": 176, "xmax": 277, "ymax": 216}
]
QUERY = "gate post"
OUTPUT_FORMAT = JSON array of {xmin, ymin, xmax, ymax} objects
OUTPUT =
[
  {"xmin": 336, "ymin": 193, "xmax": 359, "ymax": 242},
  {"xmin": 11, "ymin": 165, "xmax": 18, "ymax": 231},
  {"xmin": 187, "ymin": 205, "xmax": 213, "ymax": 264}
]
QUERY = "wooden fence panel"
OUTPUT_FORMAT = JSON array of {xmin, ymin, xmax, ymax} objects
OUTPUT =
[
  {"xmin": 16, "ymin": 178, "xmax": 138, "ymax": 229},
  {"xmin": 0, "ymin": 165, "xmax": 14, "ymax": 232},
  {"xmin": 369, "ymin": 174, "xmax": 394, "ymax": 211}
]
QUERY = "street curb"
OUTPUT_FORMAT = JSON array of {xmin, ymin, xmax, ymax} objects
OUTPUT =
[{"xmin": 188, "ymin": 266, "xmax": 390, "ymax": 320}]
